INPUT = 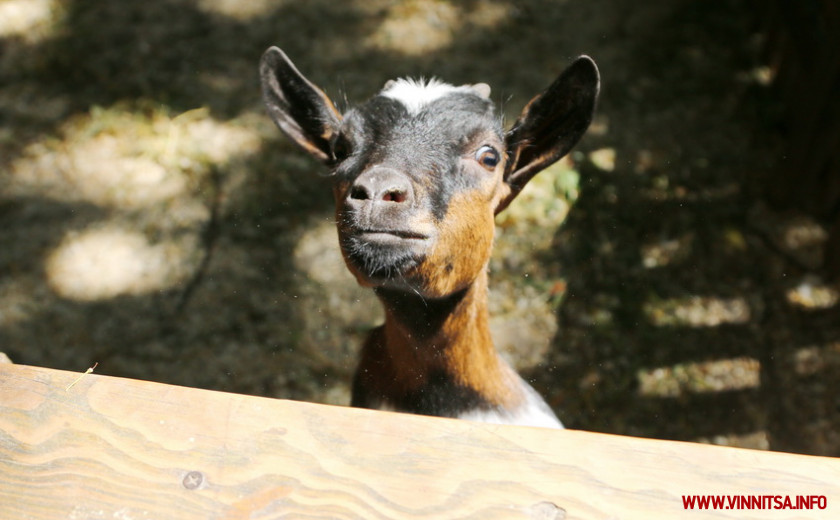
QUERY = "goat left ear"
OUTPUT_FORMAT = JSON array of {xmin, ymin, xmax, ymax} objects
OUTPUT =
[
  {"xmin": 260, "ymin": 47, "xmax": 342, "ymax": 163},
  {"xmin": 497, "ymin": 56, "xmax": 600, "ymax": 213}
]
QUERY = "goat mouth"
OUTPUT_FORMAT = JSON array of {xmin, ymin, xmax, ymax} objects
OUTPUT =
[
  {"xmin": 356, "ymin": 229, "xmax": 429, "ymax": 241},
  {"xmin": 340, "ymin": 229, "xmax": 431, "ymax": 281}
]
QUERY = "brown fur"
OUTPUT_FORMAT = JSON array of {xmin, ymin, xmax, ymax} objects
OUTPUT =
[
  {"xmin": 412, "ymin": 190, "xmax": 498, "ymax": 297},
  {"xmin": 354, "ymin": 273, "xmax": 523, "ymax": 410}
]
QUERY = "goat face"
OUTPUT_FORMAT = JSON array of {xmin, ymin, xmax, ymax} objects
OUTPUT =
[
  {"xmin": 260, "ymin": 48, "xmax": 599, "ymax": 299},
  {"xmin": 331, "ymin": 83, "xmax": 508, "ymax": 298}
]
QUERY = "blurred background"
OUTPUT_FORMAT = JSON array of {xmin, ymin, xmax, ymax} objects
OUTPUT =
[{"xmin": 1, "ymin": 0, "xmax": 838, "ymax": 456}]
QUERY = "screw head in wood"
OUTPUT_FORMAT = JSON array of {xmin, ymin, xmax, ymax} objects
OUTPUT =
[{"xmin": 182, "ymin": 470, "xmax": 204, "ymax": 490}]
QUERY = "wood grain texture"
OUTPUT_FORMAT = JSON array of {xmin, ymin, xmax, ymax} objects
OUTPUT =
[{"xmin": 1, "ymin": 363, "xmax": 838, "ymax": 519}]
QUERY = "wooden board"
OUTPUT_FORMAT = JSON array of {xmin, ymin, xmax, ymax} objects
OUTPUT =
[{"xmin": 1, "ymin": 363, "xmax": 838, "ymax": 519}]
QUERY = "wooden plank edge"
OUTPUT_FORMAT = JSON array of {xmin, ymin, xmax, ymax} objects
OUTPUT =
[{"xmin": 1, "ymin": 363, "xmax": 838, "ymax": 520}]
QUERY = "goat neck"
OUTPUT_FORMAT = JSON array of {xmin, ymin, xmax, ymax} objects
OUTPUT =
[{"xmin": 371, "ymin": 269, "xmax": 520, "ymax": 410}]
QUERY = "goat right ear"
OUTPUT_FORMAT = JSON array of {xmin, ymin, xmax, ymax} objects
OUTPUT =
[
  {"xmin": 260, "ymin": 47, "xmax": 342, "ymax": 163},
  {"xmin": 497, "ymin": 56, "xmax": 599, "ymax": 213}
]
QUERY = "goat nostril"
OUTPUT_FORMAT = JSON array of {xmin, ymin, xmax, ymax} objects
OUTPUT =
[
  {"xmin": 350, "ymin": 185, "xmax": 370, "ymax": 200},
  {"xmin": 382, "ymin": 190, "xmax": 406, "ymax": 203},
  {"xmin": 348, "ymin": 170, "xmax": 411, "ymax": 204}
]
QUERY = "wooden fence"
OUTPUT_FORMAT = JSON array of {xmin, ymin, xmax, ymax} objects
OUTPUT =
[{"xmin": 1, "ymin": 363, "xmax": 838, "ymax": 519}]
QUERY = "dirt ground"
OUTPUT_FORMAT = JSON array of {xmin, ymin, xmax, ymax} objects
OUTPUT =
[{"xmin": 2, "ymin": 0, "xmax": 839, "ymax": 457}]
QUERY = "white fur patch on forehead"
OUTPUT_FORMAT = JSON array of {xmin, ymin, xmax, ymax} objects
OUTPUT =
[{"xmin": 381, "ymin": 78, "xmax": 483, "ymax": 114}]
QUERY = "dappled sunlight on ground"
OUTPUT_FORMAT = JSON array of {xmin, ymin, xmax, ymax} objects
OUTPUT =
[
  {"xmin": 46, "ymin": 224, "xmax": 195, "ymax": 301},
  {"xmin": 8, "ymin": 106, "xmax": 261, "ymax": 209},
  {"xmin": 195, "ymin": 0, "xmax": 279, "ymax": 21},
  {"xmin": 638, "ymin": 357, "xmax": 761, "ymax": 397},
  {"xmin": 786, "ymin": 277, "xmax": 839, "ymax": 310},
  {"xmin": 0, "ymin": 0, "xmax": 59, "ymax": 40},
  {"xmin": 696, "ymin": 431, "xmax": 770, "ymax": 451},
  {"xmin": 365, "ymin": 0, "xmax": 512, "ymax": 56},
  {"xmin": 7, "ymin": 102, "xmax": 263, "ymax": 310},
  {"xmin": 640, "ymin": 234, "xmax": 694, "ymax": 269},
  {"xmin": 793, "ymin": 343, "xmax": 840, "ymax": 377},
  {"xmin": 644, "ymin": 296, "xmax": 751, "ymax": 328},
  {"xmin": 587, "ymin": 147, "xmax": 616, "ymax": 172},
  {"xmin": 495, "ymin": 157, "xmax": 579, "ymax": 238}
]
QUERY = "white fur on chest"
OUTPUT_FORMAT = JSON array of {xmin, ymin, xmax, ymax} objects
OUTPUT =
[
  {"xmin": 457, "ymin": 379, "xmax": 564, "ymax": 429},
  {"xmin": 372, "ymin": 377, "xmax": 564, "ymax": 429}
]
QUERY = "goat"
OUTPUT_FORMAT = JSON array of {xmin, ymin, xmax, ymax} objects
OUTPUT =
[{"xmin": 260, "ymin": 47, "xmax": 599, "ymax": 428}]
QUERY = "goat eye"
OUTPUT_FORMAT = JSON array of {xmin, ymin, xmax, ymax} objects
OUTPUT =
[
  {"xmin": 475, "ymin": 145, "xmax": 500, "ymax": 170},
  {"xmin": 332, "ymin": 135, "xmax": 352, "ymax": 163}
]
